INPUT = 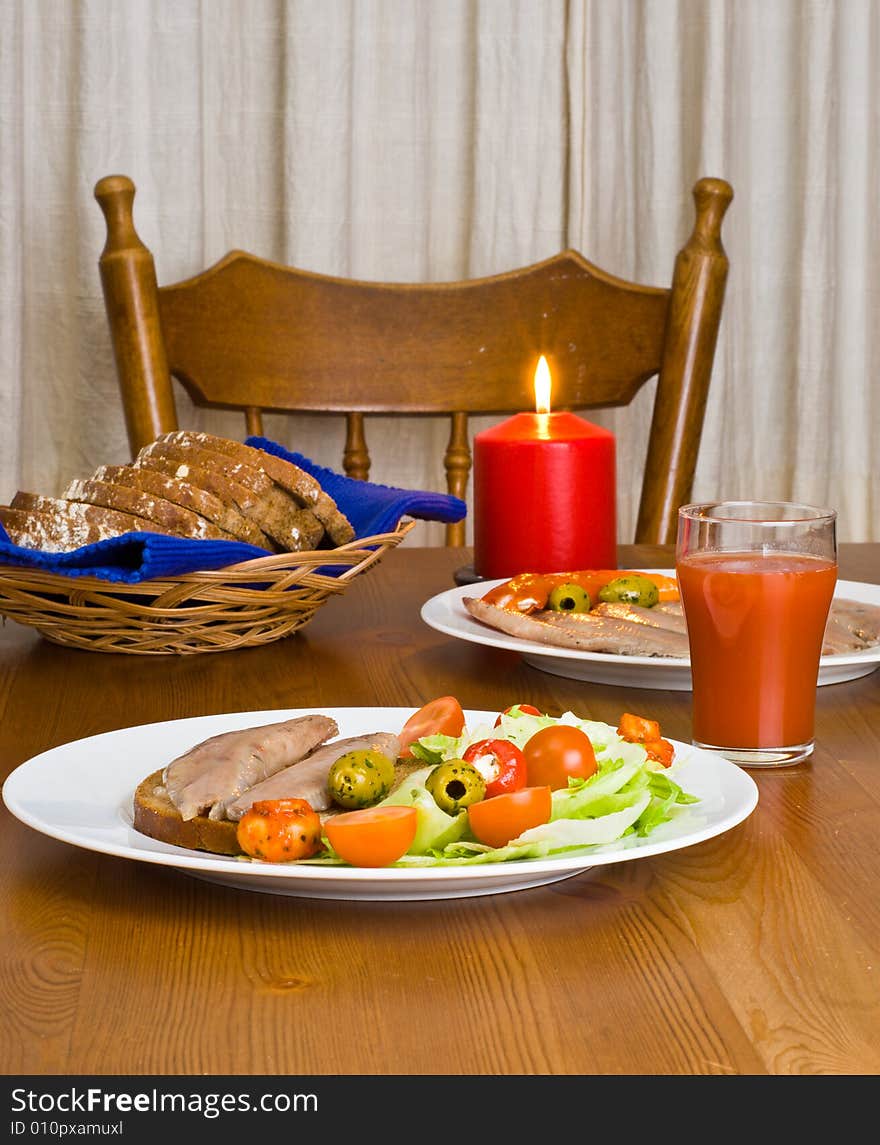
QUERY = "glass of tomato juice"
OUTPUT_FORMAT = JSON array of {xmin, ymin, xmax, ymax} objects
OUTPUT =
[{"xmin": 676, "ymin": 501, "xmax": 837, "ymax": 767}]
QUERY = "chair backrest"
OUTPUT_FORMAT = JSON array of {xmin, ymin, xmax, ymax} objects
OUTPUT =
[{"xmin": 95, "ymin": 174, "xmax": 732, "ymax": 547}]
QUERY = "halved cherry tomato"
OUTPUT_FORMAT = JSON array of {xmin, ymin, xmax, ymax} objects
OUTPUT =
[
  {"xmin": 462, "ymin": 738, "xmax": 528, "ymax": 799},
  {"xmin": 236, "ymin": 798, "xmax": 323, "ymax": 862},
  {"xmin": 398, "ymin": 696, "xmax": 466, "ymax": 758},
  {"xmin": 467, "ymin": 786, "xmax": 552, "ymax": 849},
  {"xmin": 324, "ymin": 806, "xmax": 418, "ymax": 867},
  {"xmin": 494, "ymin": 703, "xmax": 542, "ymax": 727},
  {"xmin": 522, "ymin": 724, "xmax": 597, "ymax": 790}
]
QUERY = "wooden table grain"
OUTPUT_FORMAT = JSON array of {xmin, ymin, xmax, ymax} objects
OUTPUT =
[{"xmin": 1, "ymin": 544, "xmax": 878, "ymax": 1077}]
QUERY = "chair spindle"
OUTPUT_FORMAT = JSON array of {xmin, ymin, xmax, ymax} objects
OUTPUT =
[
  {"xmin": 344, "ymin": 412, "xmax": 370, "ymax": 480},
  {"xmin": 444, "ymin": 412, "xmax": 470, "ymax": 547},
  {"xmin": 245, "ymin": 407, "xmax": 264, "ymax": 437}
]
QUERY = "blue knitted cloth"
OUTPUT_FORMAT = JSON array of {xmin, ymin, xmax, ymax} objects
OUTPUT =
[{"xmin": 0, "ymin": 438, "xmax": 466, "ymax": 583}]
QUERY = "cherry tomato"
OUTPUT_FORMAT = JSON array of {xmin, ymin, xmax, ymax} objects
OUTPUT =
[
  {"xmin": 461, "ymin": 738, "xmax": 527, "ymax": 799},
  {"xmin": 236, "ymin": 798, "xmax": 323, "ymax": 862},
  {"xmin": 494, "ymin": 703, "xmax": 542, "ymax": 727},
  {"xmin": 467, "ymin": 786, "xmax": 552, "ymax": 849},
  {"xmin": 324, "ymin": 806, "xmax": 418, "ymax": 867},
  {"xmin": 522, "ymin": 724, "xmax": 597, "ymax": 790},
  {"xmin": 398, "ymin": 696, "xmax": 466, "ymax": 758}
]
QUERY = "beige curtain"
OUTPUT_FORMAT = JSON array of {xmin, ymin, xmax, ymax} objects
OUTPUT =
[{"xmin": 1, "ymin": 0, "xmax": 877, "ymax": 546}]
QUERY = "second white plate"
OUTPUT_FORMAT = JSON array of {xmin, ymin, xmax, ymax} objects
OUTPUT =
[{"xmin": 420, "ymin": 575, "xmax": 880, "ymax": 691}]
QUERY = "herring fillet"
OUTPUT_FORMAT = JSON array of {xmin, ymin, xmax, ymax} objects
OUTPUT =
[
  {"xmin": 466, "ymin": 594, "xmax": 880, "ymax": 660},
  {"xmin": 590, "ymin": 600, "xmax": 688, "ymax": 634},
  {"xmin": 224, "ymin": 732, "xmax": 401, "ymax": 820},
  {"xmin": 163, "ymin": 714, "xmax": 338, "ymax": 821},
  {"xmin": 822, "ymin": 600, "xmax": 880, "ymax": 653},
  {"xmin": 463, "ymin": 597, "xmax": 690, "ymax": 657}
]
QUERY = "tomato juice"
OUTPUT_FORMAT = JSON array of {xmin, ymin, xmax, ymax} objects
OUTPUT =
[{"xmin": 677, "ymin": 551, "xmax": 837, "ymax": 750}]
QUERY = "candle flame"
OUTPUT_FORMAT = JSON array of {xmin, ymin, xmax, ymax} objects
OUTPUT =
[{"xmin": 534, "ymin": 355, "xmax": 552, "ymax": 414}]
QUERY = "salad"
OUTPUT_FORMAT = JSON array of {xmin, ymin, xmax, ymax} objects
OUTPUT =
[{"xmin": 237, "ymin": 699, "xmax": 700, "ymax": 869}]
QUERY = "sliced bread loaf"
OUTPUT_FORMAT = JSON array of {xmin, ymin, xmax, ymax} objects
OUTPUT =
[
  {"xmin": 162, "ymin": 431, "xmax": 356, "ymax": 546},
  {"xmin": 136, "ymin": 438, "xmax": 325, "ymax": 551},
  {"xmin": 92, "ymin": 464, "xmax": 272, "ymax": 551},
  {"xmin": 63, "ymin": 477, "xmax": 236, "ymax": 541}
]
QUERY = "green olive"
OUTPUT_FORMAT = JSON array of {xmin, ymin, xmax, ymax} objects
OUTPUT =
[
  {"xmin": 598, "ymin": 574, "xmax": 660, "ymax": 608},
  {"xmin": 425, "ymin": 760, "xmax": 486, "ymax": 814},
  {"xmin": 547, "ymin": 583, "xmax": 591, "ymax": 613},
  {"xmin": 327, "ymin": 749, "xmax": 395, "ymax": 809}
]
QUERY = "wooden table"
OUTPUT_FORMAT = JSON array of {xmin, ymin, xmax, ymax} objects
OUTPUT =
[{"xmin": 1, "ymin": 543, "xmax": 878, "ymax": 1078}]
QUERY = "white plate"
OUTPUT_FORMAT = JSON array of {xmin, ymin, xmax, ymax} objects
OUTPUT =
[
  {"xmin": 421, "ymin": 575, "xmax": 880, "ymax": 691},
  {"xmin": 1, "ymin": 707, "xmax": 758, "ymax": 901}
]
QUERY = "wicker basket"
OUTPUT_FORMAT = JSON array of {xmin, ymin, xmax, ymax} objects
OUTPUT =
[{"xmin": 0, "ymin": 520, "xmax": 415, "ymax": 655}]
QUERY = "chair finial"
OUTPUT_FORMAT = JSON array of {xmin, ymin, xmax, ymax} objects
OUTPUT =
[
  {"xmin": 690, "ymin": 177, "xmax": 734, "ymax": 254},
  {"xmin": 94, "ymin": 175, "xmax": 143, "ymax": 258}
]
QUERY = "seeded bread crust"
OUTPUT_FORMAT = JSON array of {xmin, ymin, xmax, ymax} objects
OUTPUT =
[
  {"xmin": 163, "ymin": 431, "xmax": 356, "ymax": 547},
  {"xmin": 3, "ymin": 495, "xmax": 170, "ymax": 552},
  {"xmin": 63, "ymin": 477, "xmax": 236, "ymax": 541},
  {"xmin": 138, "ymin": 438, "xmax": 325, "ymax": 551},
  {"xmin": 92, "ymin": 464, "xmax": 272, "ymax": 551}
]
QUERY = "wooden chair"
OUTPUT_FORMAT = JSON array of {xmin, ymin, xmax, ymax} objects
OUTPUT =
[{"xmin": 95, "ymin": 174, "xmax": 732, "ymax": 547}]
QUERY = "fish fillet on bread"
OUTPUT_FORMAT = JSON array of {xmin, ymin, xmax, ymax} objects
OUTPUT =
[{"xmin": 133, "ymin": 716, "xmax": 415, "ymax": 856}]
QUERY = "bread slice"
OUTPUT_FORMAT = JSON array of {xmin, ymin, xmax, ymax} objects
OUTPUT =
[
  {"xmin": 163, "ymin": 431, "xmax": 356, "ymax": 546},
  {"xmin": 63, "ymin": 477, "xmax": 236, "ymax": 541},
  {"xmin": 4, "ymin": 493, "xmax": 172, "ymax": 552},
  {"xmin": 92, "ymin": 464, "xmax": 272, "ymax": 551},
  {"xmin": 137, "ymin": 439, "xmax": 325, "ymax": 552}
]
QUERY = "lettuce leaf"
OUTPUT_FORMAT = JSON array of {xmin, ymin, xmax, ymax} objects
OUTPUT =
[{"xmin": 515, "ymin": 791, "xmax": 652, "ymax": 848}]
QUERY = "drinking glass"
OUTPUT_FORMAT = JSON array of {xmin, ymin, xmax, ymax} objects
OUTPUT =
[{"xmin": 676, "ymin": 501, "xmax": 838, "ymax": 767}]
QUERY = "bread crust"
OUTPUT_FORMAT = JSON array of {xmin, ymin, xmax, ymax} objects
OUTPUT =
[{"xmin": 133, "ymin": 769, "xmax": 242, "ymax": 855}]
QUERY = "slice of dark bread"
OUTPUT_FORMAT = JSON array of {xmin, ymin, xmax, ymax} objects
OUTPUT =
[
  {"xmin": 3, "ymin": 494, "xmax": 171, "ymax": 552},
  {"xmin": 92, "ymin": 464, "xmax": 272, "ymax": 551},
  {"xmin": 137, "ymin": 438, "xmax": 325, "ymax": 551},
  {"xmin": 63, "ymin": 477, "xmax": 236, "ymax": 541},
  {"xmin": 163, "ymin": 431, "xmax": 356, "ymax": 546}
]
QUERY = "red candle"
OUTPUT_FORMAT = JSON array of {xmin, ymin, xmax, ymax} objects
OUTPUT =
[{"xmin": 473, "ymin": 356, "xmax": 616, "ymax": 580}]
